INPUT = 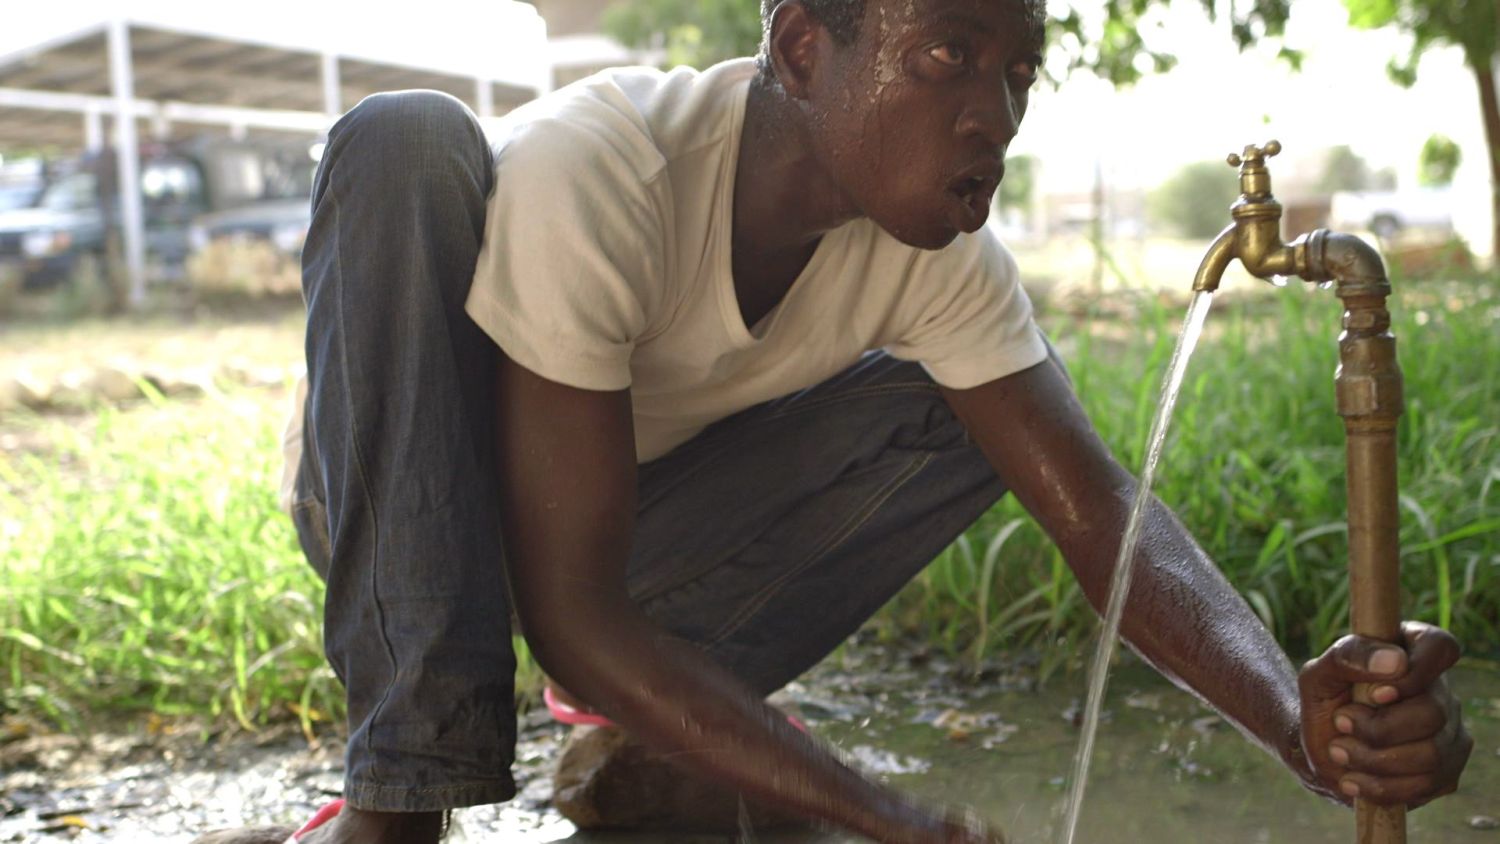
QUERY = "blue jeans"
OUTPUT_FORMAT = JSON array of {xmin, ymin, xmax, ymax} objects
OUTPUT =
[{"xmin": 293, "ymin": 90, "xmax": 1016, "ymax": 813}]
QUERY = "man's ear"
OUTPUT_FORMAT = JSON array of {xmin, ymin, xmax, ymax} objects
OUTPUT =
[{"xmin": 766, "ymin": 0, "xmax": 822, "ymax": 100}]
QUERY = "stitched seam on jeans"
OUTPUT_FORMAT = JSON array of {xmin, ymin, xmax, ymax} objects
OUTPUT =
[
  {"xmin": 638, "ymin": 382, "xmax": 939, "ymax": 513},
  {"xmin": 764, "ymin": 381, "xmax": 940, "ymax": 421},
  {"xmin": 328, "ymin": 175, "xmax": 402, "ymax": 786},
  {"xmin": 704, "ymin": 450, "xmax": 935, "ymax": 647}
]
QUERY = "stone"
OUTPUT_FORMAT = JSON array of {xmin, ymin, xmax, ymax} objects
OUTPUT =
[
  {"xmin": 89, "ymin": 364, "xmax": 145, "ymax": 404},
  {"xmin": 551, "ymin": 725, "xmax": 807, "ymax": 833},
  {"xmin": 50, "ymin": 370, "xmax": 92, "ymax": 408},
  {"xmin": 1469, "ymin": 815, "xmax": 1499, "ymax": 830},
  {"xmin": 11, "ymin": 372, "xmax": 52, "ymax": 410},
  {"xmin": 188, "ymin": 825, "xmax": 299, "ymax": 844}
]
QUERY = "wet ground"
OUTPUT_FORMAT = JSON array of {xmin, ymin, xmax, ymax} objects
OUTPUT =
[{"xmin": 2, "ymin": 645, "xmax": 1497, "ymax": 843}]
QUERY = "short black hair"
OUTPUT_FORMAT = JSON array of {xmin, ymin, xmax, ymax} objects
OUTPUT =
[{"xmin": 755, "ymin": 0, "xmax": 1047, "ymax": 78}]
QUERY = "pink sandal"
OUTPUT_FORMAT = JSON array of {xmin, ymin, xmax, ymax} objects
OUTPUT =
[
  {"xmin": 543, "ymin": 686, "xmax": 808, "ymax": 733},
  {"xmin": 282, "ymin": 799, "xmax": 345, "ymax": 842}
]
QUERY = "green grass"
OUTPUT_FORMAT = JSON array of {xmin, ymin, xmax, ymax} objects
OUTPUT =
[
  {"xmin": 882, "ymin": 273, "xmax": 1500, "ymax": 674},
  {"xmin": 2, "ymin": 272, "xmax": 1497, "ymax": 732}
]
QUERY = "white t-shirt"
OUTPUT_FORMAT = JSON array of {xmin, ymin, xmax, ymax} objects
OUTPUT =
[{"xmin": 281, "ymin": 58, "xmax": 1045, "ymax": 508}]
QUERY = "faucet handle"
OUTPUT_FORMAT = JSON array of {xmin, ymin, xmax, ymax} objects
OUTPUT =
[
  {"xmin": 1227, "ymin": 140, "xmax": 1282, "ymax": 200},
  {"xmin": 1226, "ymin": 140, "xmax": 1282, "ymax": 169}
]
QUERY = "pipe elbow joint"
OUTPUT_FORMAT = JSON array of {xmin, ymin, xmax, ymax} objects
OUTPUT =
[{"xmin": 1304, "ymin": 230, "xmax": 1389, "ymax": 288}]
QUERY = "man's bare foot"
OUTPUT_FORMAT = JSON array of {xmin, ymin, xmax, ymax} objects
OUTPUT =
[
  {"xmin": 552, "ymin": 724, "xmax": 808, "ymax": 833},
  {"xmin": 190, "ymin": 807, "xmax": 443, "ymax": 844}
]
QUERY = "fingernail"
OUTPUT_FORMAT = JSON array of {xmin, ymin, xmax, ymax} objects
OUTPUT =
[
  {"xmin": 1372, "ymin": 685, "xmax": 1399, "ymax": 704},
  {"xmin": 1335, "ymin": 715, "xmax": 1354, "ymax": 734},
  {"xmin": 1329, "ymin": 746, "xmax": 1349, "ymax": 766},
  {"xmin": 1368, "ymin": 649, "xmax": 1401, "ymax": 675},
  {"xmin": 1340, "ymin": 779, "xmax": 1360, "ymax": 798}
]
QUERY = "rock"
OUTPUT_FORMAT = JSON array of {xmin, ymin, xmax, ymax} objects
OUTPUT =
[
  {"xmin": 50, "ymin": 370, "xmax": 92, "ymax": 408},
  {"xmin": 1470, "ymin": 815, "xmax": 1499, "ymax": 830},
  {"xmin": 89, "ymin": 364, "xmax": 145, "ymax": 404},
  {"xmin": 151, "ymin": 367, "xmax": 213, "ymax": 398},
  {"xmin": 0, "ymin": 733, "xmax": 84, "ymax": 771},
  {"xmin": 551, "ymin": 725, "xmax": 807, "ymax": 833},
  {"xmin": 188, "ymin": 824, "xmax": 299, "ymax": 844},
  {"xmin": 11, "ymin": 372, "xmax": 52, "ymax": 410}
]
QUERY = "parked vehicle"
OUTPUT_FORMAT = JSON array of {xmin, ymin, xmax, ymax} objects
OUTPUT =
[
  {"xmin": 0, "ymin": 138, "xmax": 314, "ymax": 295},
  {"xmin": 1329, "ymin": 187, "xmax": 1455, "ymax": 240}
]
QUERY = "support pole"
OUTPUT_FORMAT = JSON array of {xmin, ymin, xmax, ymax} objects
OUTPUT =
[
  {"xmin": 476, "ymin": 77, "xmax": 494, "ymax": 119},
  {"xmin": 321, "ymin": 52, "xmax": 341, "ymax": 119},
  {"xmin": 84, "ymin": 106, "xmax": 104, "ymax": 152},
  {"xmin": 107, "ymin": 18, "xmax": 146, "ymax": 309}
]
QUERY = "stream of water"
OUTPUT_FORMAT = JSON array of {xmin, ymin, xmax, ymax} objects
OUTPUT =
[{"xmin": 1058, "ymin": 290, "xmax": 1216, "ymax": 844}]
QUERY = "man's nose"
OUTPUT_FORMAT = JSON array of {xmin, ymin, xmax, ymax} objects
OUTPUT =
[{"xmin": 955, "ymin": 84, "xmax": 1021, "ymax": 148}]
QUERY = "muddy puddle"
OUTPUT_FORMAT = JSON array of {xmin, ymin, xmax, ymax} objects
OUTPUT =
[{"xmin": 3, "ymin": 645, "xmax": 1496, "ymax": 842}]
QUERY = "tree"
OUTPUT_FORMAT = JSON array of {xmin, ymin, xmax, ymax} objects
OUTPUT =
[
  {"xmin": 1319, "ymin": 145, "xmax": 1376, "ymax": 193},
  {"xmin": 600, "ymin": 0, "xmax": 1301, "ymax": 86},
  {"xmin": 997, "ymin": 154, "xmax": 1038, "ymax": 212},
  {"xmin": 1344, "ymin": 0, "xmax": 1499, "ymax": 257},
  {"xmin": 1418, "ymin": 134, "xmax": 1462, "ymax": 187},
  {"xmin": 1317, "ymin": 145, "xmax": 1396, "ymax": 193},
  {"xmin": 1148, "ymin": 160, "xmax": 1242, "ymax": 239},
  {"xmin": 600, "ymin": 0, "xmax": 1498, "ymax": 257},
  {"xmin": 601, "ymin": 0, "xmax": 760, "ymax": 70}
]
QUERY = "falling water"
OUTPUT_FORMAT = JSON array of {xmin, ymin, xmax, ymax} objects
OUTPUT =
[{"xmin": 1058, "ymin": 290, "xmax": 1216, "ymax": 844}]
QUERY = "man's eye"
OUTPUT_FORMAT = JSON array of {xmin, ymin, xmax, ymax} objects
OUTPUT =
[{"xmin": 928, "ymin": 44, "xmax": 966, "ymax": 66}]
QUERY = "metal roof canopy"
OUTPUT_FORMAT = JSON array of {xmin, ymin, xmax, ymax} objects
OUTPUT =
[{"xmin": 0, "ymin": 4, "xmax": 548, "ymax": 306}]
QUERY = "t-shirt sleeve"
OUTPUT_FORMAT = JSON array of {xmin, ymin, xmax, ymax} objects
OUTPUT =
[
  {"xmin": 882, "ymin": 229, "xmax": 1047, "ymax": 389},
  {"xmin": 464, "ymin": 117, "xmax": 664, "ymax": 391}
]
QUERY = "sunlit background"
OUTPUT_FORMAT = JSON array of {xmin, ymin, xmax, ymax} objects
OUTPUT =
[{"xmin": 1, "ymin": 2, "xmax": 1496, "ymax": 842}]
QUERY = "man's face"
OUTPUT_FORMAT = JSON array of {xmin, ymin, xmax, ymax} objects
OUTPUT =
[{"xmin": 803, "ymin": 0, "xmax": 1044, "ymax": 248}]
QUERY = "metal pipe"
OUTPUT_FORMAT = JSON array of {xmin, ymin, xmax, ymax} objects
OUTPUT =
[
  {"xmin": 1193, "ymin": 145, "xmax": 1408, "ymax": 843},
  {"xmin": 1310, "ymin": 234, "xmax": 1406, "ymax": 844}
]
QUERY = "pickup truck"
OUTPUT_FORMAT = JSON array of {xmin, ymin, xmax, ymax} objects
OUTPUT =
[{"xmin": 1329, "ymin": 188, "xmax": 1455, "ymax": 240}]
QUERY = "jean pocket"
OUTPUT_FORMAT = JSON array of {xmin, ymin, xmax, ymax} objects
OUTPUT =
[{"xmin": 291, "ymin": 497, "xmax": 333, "ymax": 582}]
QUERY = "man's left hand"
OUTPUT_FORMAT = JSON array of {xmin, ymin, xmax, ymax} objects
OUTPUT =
[{"xmin": 1297, "ymin": 620, "xmax": 1472, "ymax": 807}]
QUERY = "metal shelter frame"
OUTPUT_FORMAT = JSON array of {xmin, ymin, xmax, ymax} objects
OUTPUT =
[{"xmin": 0, "ymin": 7, "xmax": 549, "ymax": 306}]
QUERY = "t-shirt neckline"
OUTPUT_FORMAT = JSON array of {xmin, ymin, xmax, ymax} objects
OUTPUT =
[{"xmin": 714, "ymin": 76, "xmax": 838, "ymax": 349}]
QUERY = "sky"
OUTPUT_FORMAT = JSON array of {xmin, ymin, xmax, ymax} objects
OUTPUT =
[
  {"xmin": 2, "ymin": 0, "xmax": 1492, "ymax": 247},
  {"xmin": 1016, "ymin": 1, "xmax": 1485, "ymax": 190}
]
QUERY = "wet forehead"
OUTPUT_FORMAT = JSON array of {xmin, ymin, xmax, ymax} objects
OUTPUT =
[{"xmin": 867, "ymin": 0, "xmax": 1046, "ymax": 47}]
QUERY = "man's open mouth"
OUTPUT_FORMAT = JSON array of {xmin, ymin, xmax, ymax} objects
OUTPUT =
[
  {"xmin": 948, "ymin": 170, "xmax": 1001, "ymax": 224},
  {"xmin": 948, "ymin": 163, "xmax": 1003, "ymax": 209}
]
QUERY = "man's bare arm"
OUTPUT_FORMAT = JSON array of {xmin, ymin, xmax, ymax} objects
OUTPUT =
[
  {"xmin": 940, "ymin": 357, "xmax": 1469, "ymax": 804},
  {"xmin": 493, "ymin": 353, "xmax": 994, "ymax": 843}
]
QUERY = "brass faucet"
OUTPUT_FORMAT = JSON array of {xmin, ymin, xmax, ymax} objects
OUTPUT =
[
  {"xmin": 1191, "ymin": 142, "xmax": 1408, "ymax": 844},
  {"xmin": 1193, "ymin": 140, "xmax": 1316, "ymax": 290}
]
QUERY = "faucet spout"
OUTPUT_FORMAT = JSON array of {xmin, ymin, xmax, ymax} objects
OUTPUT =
[
  {"xmin": 1190, "ymin": 141, "xmax": 1314, "ymax": 291},
  {"xmin": 1192, "ymin": 224, "xmax": 1237, "ymax": 292}
]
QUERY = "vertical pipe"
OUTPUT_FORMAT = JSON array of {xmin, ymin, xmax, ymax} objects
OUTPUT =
[
  {"xmin": 1335, "ymin": 279, "xmax": 1406, "ymax": 844},
  {"xmin": 107, "ymin": 17, "xmax": 145, "ymax": 309}
]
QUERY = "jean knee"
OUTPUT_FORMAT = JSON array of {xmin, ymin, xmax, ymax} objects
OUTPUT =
[{"xmin": 324, "ymin": 90, "xmax": 491, "ymax": 190}]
